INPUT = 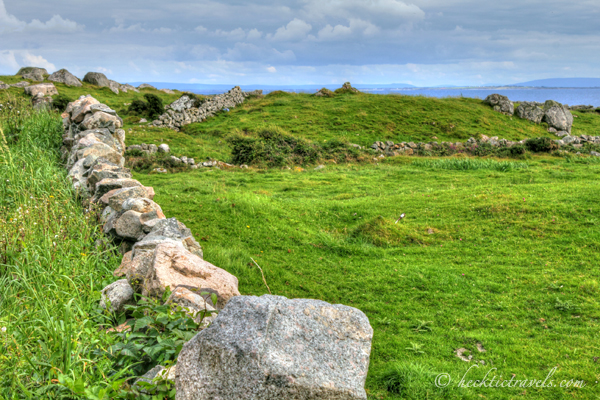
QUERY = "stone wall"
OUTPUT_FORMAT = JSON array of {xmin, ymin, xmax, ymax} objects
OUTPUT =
[
  {"xmin": 151, "ymin": 86, "xmax": 261, "ymax": 130},
  {"xmin": 60, "ymin": 94, "xmax": 371, "ymax": 396}
]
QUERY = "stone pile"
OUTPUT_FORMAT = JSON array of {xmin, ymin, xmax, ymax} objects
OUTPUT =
[
  {"xmin": 58, "ymin": 95, "xmax": 372, "ymax": 396},
  {"xmin": 152, "ymin": 86, "xmax": 260, "ymax": 130},
  {"xmin": 483, "ymin": 95, "xmax": 574, "ymax": 133}
]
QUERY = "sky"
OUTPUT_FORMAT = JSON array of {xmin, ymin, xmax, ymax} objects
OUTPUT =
[{"xmin": 1, "ymin": 0, "xmax": 599, "ymax": 86}]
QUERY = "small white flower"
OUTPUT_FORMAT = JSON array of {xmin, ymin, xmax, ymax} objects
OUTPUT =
[{"xmin": 1, "ymin": 327, "xmax": 6, "ymax": 333}]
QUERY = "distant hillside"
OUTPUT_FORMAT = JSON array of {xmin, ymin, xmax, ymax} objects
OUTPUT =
[
  {"xmin": 126, "ymin": 82, "xmax": 414, "ymax": 94},
  {"xmin": 511, "ymin": 78, "xmax": 600, "ymax": 88}
]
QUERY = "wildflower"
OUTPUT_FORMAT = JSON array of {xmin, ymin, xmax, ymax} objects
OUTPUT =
[
  {"xmin": 81, "ymin": 253, "xmax": 87, "ymax": 257},
  {"xmin": 49, "ymin": 196, "xmax": 54, "ymax": 198},
  {"xmin": 247, "ymin": 226, "xmax": 250, "ymax": 228},
  {"xmin": 1, "ymin": 327, "xmax": 6, "ymax": 333}
]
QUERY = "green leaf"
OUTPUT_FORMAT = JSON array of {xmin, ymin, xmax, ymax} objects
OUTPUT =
[{"xmin": 134, "ymin": 316, "xmax": 154, "ymax": 331}]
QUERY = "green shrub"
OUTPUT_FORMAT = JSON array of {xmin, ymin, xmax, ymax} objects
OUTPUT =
[
  {"xmin": 51, "ymin": 94, "xmax": 74, "ymax": 112},
  {"xmin": 525, "ymin": 137, "xmax": 557, "ymax": 152},
  {"xmin": 144, "ymin": 94, "xmax": 164, "ymax": 119},
  {"xmin": 227, "ymin": 126, "xmax": 360, "ymax": 167},
  {"xmin": 128, "ymin": 99, "xmax": 148, "ymax": 115}
]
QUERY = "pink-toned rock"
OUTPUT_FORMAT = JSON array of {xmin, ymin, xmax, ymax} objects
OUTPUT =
[
  {"xmin": 69, "ymin": 96, "xmax": 101, "ymax": 123},
  {"xmin": 24, "ymin": 83, "xmax": 58, "ymax": 97},
  {"xmin": 114, "ymin": 251, "xmax": 133, "ymax": 277},
  {"xmin": 80, "ymin": 111, "xmax": 123, "ymax": 133},
  {"xmin": 122, "ymin": 198, "xmax": 163, "ymax": 214},
  {"xmin": 107, "ymin": 186, "xmax": 153, "ymax": 211},
  {"xmin": 115, "ymin": 210, "xmax": 144, "ymax": 240},
  {"xmin": 142, "ymin": 243, "xmax": 240, "ymax": 307},
  {"xmin": 145, "ymin": 186, "xmax": 155, "ymax": 200}
]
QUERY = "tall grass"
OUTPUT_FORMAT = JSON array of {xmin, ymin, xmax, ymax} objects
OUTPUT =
[
  {"xmin": 412, "ymin": 158, "xmax": 529, "ymax": 171},
  {"xmin": 0, "ymin": 109, "xmax": 122, "ymax": 397}
]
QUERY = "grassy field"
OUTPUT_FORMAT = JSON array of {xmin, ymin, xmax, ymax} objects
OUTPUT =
[
  {"xmin": 134, "ymin": 158, "xmax": 600, "ymax": 399},
  {"xmin": 3, "ymin": 77, "xmax": 600, "ymax": 398}
]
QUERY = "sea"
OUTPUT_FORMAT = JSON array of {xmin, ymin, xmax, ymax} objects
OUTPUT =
[{"xmin": 359, "ymin": 88, "xmax": 600, "ymax": 107}]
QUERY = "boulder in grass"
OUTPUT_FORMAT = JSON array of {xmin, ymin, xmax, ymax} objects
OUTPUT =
[
  {"xmin": 47, "ymin": 69, "xmax": 82, "ymax": 87},
  {"xmin": 22, "ymin": 69, "xmax": 45, "ymax": 81},
  {"xmin": 83, "ymin": 72, "xmax": 110, "ymax": 87},
  {"xmin": 515, "ymin": 102, "xmax": 545, "ymax": 124},
  {"xmin": 141, "ymin": 242, "xmax": 238, "ymax": 307},
  {"xmin": 100, "ymin": 279, "xmax": 135, "ymax": 313},
  {"xmin": 483, "ymin": 94, "xmax": 514, "ymax": 116},
  {"xmin": 543, "ymin": 100, "xmax": 574, "ymax": 133},
  {"xmin": 138, "ymin": 83, "xmax": 156, "ymax": 90},
  {"xmin": 24, "ymin": 83, "xmax": 58, "ymax": 97},
  {"xmin": 175, "ymin": 295, "xmax": 373, "ymax": 400},
  {"xmin": 17, "ymin": 67, "xmax": 48, "ymax": 76},
  {"xmin": 108, "ymin": 80, "xmax": 120, "ymax": 95}
]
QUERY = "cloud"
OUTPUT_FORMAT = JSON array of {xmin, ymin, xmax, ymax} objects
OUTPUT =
[
  {"xmin": 22, "ymin": 53, "xmax": 55, "ymax": 71},
  {"xmin": 267, "ymin": 66, "xmax": 277, "ymax": 73},
  {"xmin": 95, "ymin": 66, "xmax": 113, "ymax": 74},
  {"xmin": 195, "ymin": 25, "xmax": 208, "ymax": 33},
  {"xmin": 269, "ymin": 19, "xmax": 312, "ymax": 41},
  {"xmin": 317, "ymin": 19, "xmax": 380, "ymax": 41},
  {"xmin": 303, "ymin": 0, "xmax": 425, "ymax": 20},
  {"xmin": 0, "ymin": 0, "xmax": 82, "ymax": 33},
  {"xmin": 107, "ymin": 23, "xmax": 172, "ymax": 34},
  {"xmin": 0, "ymin": 50, "xmax": 19, "ymax": 71},
  {"xmin": 214, "ymin": 28, "xmax": 247, "ymax": 41},
  {"xmin": 222, "ymin": 42, "xmax": 296, "ymax": 63}
]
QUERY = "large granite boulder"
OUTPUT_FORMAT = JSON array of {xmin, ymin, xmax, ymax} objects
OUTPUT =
[
  {"xmin": 17, "ymin": 67, "xmax": 48, "ymax": 76},
  {"xmin": 108, "ymin": 80, "xmax": 120, "ymax": 95},
  {"xmin": 176, "ymin": 295, "xmax": 373, "ymax": 400},
  {"xmin": 543, "ymin": 100, "xmax": 573, "ymax": 133},
  {"xmin": 168, "ymin": 95, "xmax": 196, "ymax": 112},
  {"xmin": 0, "ymin": 81, "xmax": 9, "ymax": 90},
  {"xmin": 483, "ymin": 94, "xmax": 514, "ymax": 116},
  {"xmin": 83, "ymin": 72, "xmax": 110, "ymax": 88},
  {"xmin": 48, "ymin": 69, "xmax": 82, "ymax": 87},
  {"xmin": 138, "ymin": 242, "xmax": 238, "ymax": 307},
  {"xmin": 24, "ymin": 83, "xmax": 58, "ymax": 97},
  {"xmin": 515, "ymin": 102, "xmax": 545, "ymax": 124},
  {"xmin": 138, "ymin": 83, "xmax": 157, "ymax": 90}
]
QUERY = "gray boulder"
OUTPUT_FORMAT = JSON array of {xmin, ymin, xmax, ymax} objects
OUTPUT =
[
  {"xmin": 158, "ymin": 144, "xmax": 170, "ymax": 153},
  {"xmin": 543, "ymin": 100, "xmax": 573, "ymax": 133},
  {"xmin": 10, "ymin": 81, "xmax": 29, "ymax": 88},
  {"xmin": 47, "ymin": 69, "xmax": 82, "ymax": 87},
  {"xmin": 169, "ymin": 96, "xmax": 196, "ymax": 112},
  {"xmin": 100, "ymin": 279, "xmax": 135, "ymax": 313},
  {"xmin": 83, "ymin": 72, "xmax": 110, "ymax": 88},
  {"xmin": 138, "ymin": 83, "xmax": 156, "ymax": 90},
  {"xmin": 108, "ymin": 80, "xmax": 120, "ymax": 95},
  {"xmin": 24, "ymin": 83, "xmax": 58, "ymax": 97},
  {"xmin": 17, "ymin": 67, "xmax": 48, "ymax": 76},
  {"xmin": 0, "ymin": 81, "xmax": 8, "ymax": 90},
  {"xmin": 483, "ymin": 94, "xmax": 514, "ymax": 116},
  {"xmin": 176, "ymin": 295, "xmax": 373, "ymax": 400},
  {"xmin": 515, "ymin": 102, "xmax": 544, "ymax": 124}
]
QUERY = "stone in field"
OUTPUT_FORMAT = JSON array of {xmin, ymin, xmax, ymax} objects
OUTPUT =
[{"xmin": 175, "ymin": 295, "xmax": 373, "ymax": 400}]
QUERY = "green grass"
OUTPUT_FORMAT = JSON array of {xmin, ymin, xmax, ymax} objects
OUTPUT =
[{"xmin": 133, "ymin": 157, "xmax": 600, "ymax": 399}]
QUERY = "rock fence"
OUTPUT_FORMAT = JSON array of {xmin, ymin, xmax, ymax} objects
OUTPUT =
[
  {"xmin": 60, "ymin": 95, "xmax": 372, "ymax": 398},
  {"xmin": 151, "ymin": 87, "xmax": 261, "ymax": 131}
]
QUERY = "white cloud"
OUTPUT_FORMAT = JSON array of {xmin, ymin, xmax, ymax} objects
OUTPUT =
[
  {"xmin": 316, "ymin": 18, "xmax": 380, "ymax": 41},
  {"xmin": 267, "ymin": 66, "xmax": 277, "ymax": 73},
  {"xmin": 22, "ymin": 53, "xmax": 55, "ymax": 72},
  {"xmin": 0, "ymin": 1, "xmax": 82, "ymax": 33},
  {"xmin": 303, "ymin": 0, "xmax": 425, "ymax": 20},
  {"xmin": 108, "ymin": 23, "xmax": 172, "ymax": 34},
  {"xmin": 214, "ymin": 28, "xmax": 247, "ymax": 41},
  {"xmin": 95, "ymin": 67, "xmax": 113, "ymax": 74},
  {"xmin": 195, "ymin": 25, "xmax": 208, "ymax": 33},
  {"xmin": 0, "ymin": 51, "xmax": 19, "ymax": 72},
  {"xmin": 269, "ymin": 19, "xmax": 312, "ymax": 41}
]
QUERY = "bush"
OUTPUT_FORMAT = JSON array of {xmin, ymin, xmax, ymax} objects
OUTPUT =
[
  {"xmin": 227, "ymin": 126, "xmax": 361, "ymax": 167},
  {"xmin": 128, "ymin": 99, "xmax": 148, "ymax": 115},
  {"xmin": 51, "ymin": 94, "xmax": 73, "ymax": 112},
  {"xmin": 144, "ymin": 94, "xmax": 164, "ymax": 119},
  {"xmin": 525, "ymin": 137, "xmax": 557, "ymax": 153}
]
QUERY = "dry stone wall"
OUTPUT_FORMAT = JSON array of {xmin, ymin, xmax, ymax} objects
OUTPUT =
[
  {"xmin": 152, "ymin": 86, "xmax": 261, "ymax": 130},
  {"xmin": 60, "ymin": 94, "xmax": 372, "ymax": 396}
]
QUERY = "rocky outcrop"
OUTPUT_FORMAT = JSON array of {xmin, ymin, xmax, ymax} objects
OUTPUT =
[
  {"xmin": 543, "ymin": 100, "xmax": 573, "ymax": 133},
  {"xmin": 483, "ymin": 94, "xmax": 514, "ymax": 116},
  {"xmin": 0, "ymin": 81, "xmax": 9, "ymax": 90},
  {"xmin": 138, "ymin": 83, "xmax": 156, "ymax": 90},
  {"xmin": 516, "ymin": 102, "xmax": 544, "ymax": 124},
  {"xmin": 340, "ymin": 81, "xmax": 359, "ymax": 93},
  {"xmin": 315, "ymin": 87, "xmax": 334, "ymax": 97},
  {"xmin": 24, "ymin": 83, "xmax": 58, "ymax": 97},
  {"xmin": 152, "ymin": 87, "xmax": 255, "ymax": 131},
  {"xmin": 48, "ymin": 69, "xmax": 82, "ymax": 87},
  {"xmin": 10, "ymin": 81, "xmax": 30, "ymax": 88},
  {"xmin": 17, "ymin": 67, "xmax": 48, "ymax": 76},
  {"xmin": 83, "ymin": 72, "xmax": 110, "ymax": 88},
  {"xmin": 176, "ymin": 295, "xmax": 373, "ymax": 400}
]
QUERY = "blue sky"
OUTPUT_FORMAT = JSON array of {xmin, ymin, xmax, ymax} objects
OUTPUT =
[{"xmin": 1, "ymin": 0, "xmax": 599, "ymax": 86}]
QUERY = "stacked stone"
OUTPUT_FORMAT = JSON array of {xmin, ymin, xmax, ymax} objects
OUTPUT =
[
  {"xmin": 371, "ymin": 132, "xmax": 600, "ymax": 156},
  {"xmin": 61, "ymin": 95, "xmax": 373, "ymax": 397},
  {"xmin": 152, "ymin": 86, "xmax": 259, "ymax": 130}
]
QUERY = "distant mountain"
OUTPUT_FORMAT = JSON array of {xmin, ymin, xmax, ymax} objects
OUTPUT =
[
  {"xmin": 127, "ymin": 82, "xmax": 414, "ymax": 94},
  {"xmin": 510, "ymin": 78, "xmax": 600, "ymax": 88}
]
